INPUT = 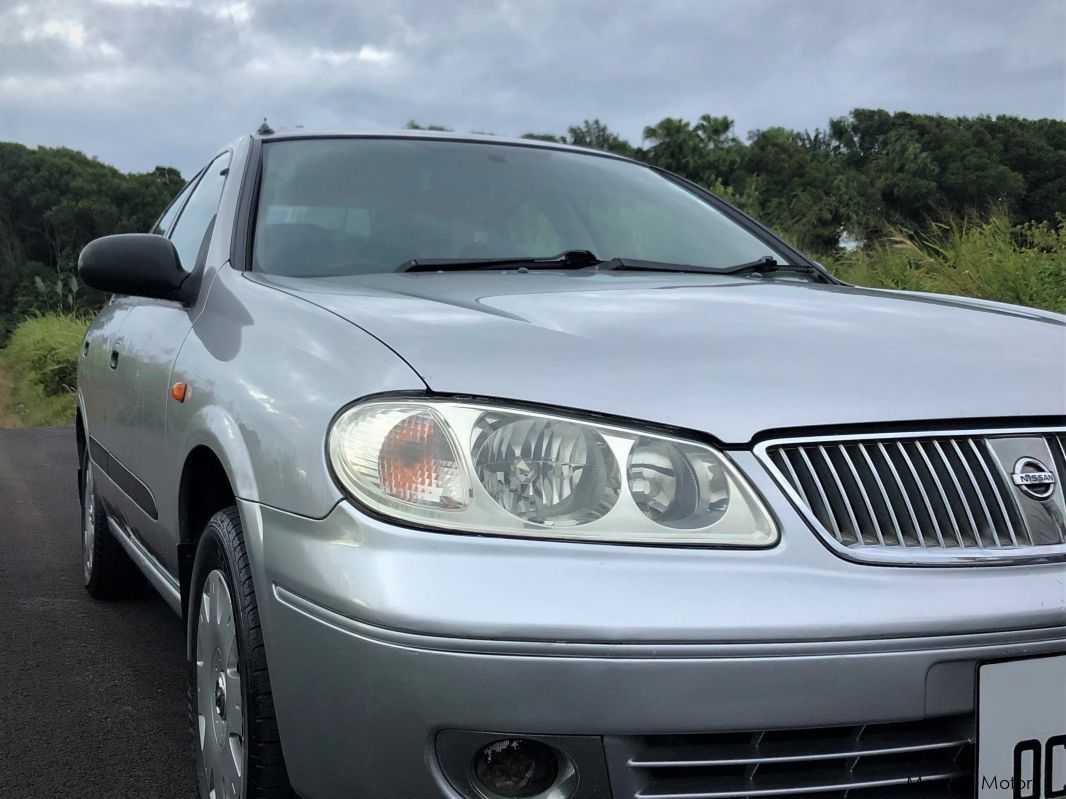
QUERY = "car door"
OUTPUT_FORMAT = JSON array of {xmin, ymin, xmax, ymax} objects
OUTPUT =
[
  {"xmin": 105, "ymin": 151, "xmax": 231, "ymax": 574},
  {"xmin": 80, "ymin": 172, "xmax": 200, "ymax": 470}
]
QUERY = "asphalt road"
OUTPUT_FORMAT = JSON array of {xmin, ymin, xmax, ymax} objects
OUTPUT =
[{"xmin": 0, "ymin": 427, "xmax": 195, "ymax": 798}]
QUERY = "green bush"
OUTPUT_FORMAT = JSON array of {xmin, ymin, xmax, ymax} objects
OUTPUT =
[
  {"xmin": 4, "ymin": 314, "xmax": 89, "ymax": 396},
  {"xmin": 824, "ymin": 214, "xmax": 1066, "ymax": 314},
  {"xmin": 0, "ymin": 314, "xmax": 88, "ymax": 427}
]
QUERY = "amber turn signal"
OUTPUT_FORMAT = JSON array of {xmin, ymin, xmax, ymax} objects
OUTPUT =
[{"xmin": 170, "ymin": 382, "xmax": 188, "ymax": 403}]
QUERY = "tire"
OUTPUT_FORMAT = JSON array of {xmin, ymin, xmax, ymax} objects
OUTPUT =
[
  {"xmin": 80, "ymin": 447, "xmax": 143, "ymax": 598},
  {"xmin": 187, "ymin": 507, "xmax": 294, "ymax": 799}
]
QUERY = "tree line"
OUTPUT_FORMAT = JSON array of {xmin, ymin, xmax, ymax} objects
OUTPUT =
[
  {"xmin": 0, "ymin": 143, "xmax": 184, "ymax": 340},
  {"xmin": 516, "ymin": 110, "xmax": 1065, "ymax": 251},
  {"xmin": 2, "ymin": 108, "xmax": 1063, "ymax": 341}
]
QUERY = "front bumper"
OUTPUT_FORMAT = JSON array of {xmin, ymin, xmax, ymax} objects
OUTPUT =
[{"xmin": 236, "ymin": 473, "xmax": 1066, "ymax": 798}]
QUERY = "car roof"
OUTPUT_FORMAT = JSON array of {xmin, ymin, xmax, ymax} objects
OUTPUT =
[{"xmin": 249, "ymin": 128, "xmax": 633, "ymax": 161}]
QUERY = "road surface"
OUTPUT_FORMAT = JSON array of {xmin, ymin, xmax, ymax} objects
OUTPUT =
[{"xmin": 0, "ymin": 427, "xmax": 194, "ymax": 798}]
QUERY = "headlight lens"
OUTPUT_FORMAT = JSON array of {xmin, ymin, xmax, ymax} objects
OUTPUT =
[
  {"xmin": 328, "ymin": 399, "xmax": 776, "ymax": 546},
  {"xmin": 627, "ymin": 437, "xmax": 730, "ymax": 528},
  {"xmin": 472, "ymin": 413, "xmax": 620, "ymax": 526}
]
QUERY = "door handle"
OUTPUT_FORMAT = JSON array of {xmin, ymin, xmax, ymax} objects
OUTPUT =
[{"xmin": 109, "ymin": 350, "xmax": 119, "ymax": 369}]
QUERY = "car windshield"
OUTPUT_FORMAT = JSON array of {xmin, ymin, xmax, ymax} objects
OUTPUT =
[{"xmin": 252, "ymin": 137, "xmax": 784, "ymax": 277}]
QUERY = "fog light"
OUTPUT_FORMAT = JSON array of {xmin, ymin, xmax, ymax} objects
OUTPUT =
[{"xmin": 472, "ymin": 739, "xmax": 559, "ymax": 798}]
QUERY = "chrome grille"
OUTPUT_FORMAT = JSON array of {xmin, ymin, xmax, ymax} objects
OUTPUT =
[
  {"xmin": 606, "ymin": 714, "xmax": 974, "ymax": 798},
  {"xmin": 1051, "ymin": 432, "xmax": 1066, "ymax": 484},
  {"xmin": 764, "ymin": 431, "xmax": 1066, "ymax": 561}
]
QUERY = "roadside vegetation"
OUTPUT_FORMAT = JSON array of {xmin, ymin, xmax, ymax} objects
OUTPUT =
[
  {"xmin": 0, "ymin": 314, "xmax": 88, "ymax": 427},
  {"xmin": 1, "ymin": 108, "xmax": 1063, "ymax": 425},
  {"xmin": 826, "ymin": 214, "xmax": 1066, "ymax": 313}
]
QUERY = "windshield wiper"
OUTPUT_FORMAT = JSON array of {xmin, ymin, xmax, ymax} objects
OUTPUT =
[
  {"xmin": 396, "ymin": 250, "xmax": 606, "ymax": 273},
  {"xmin": 607, "ymin": 255, "xmax": 771, "ymax": 274},
  {"xmin": 398, "ymin": 251, "xmax": 831, "ymax": 281},
  {"xmin": 716, "ymin": 256, "xmax": 834, "ymax": 279},
  {"xmin": 605, "ymin": 255, "xmax": 827, "ymax": 280},
  {"xmin": 714, "ymin": 255, "xmax": 781, "ymax": 274},
  {"xmin": 399, "ymin": 250, "xmax": 758, "ymax": 276}
]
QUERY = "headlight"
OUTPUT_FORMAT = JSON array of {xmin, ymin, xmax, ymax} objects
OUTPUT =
[{"xmin": 328, "ymin": 399, "xmax": 777, "ymax": 546}]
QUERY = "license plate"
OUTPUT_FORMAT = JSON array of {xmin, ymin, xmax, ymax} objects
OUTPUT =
[{"xmin": 978, "ymin": 654, "xmax": 1066, "ymax": 798}]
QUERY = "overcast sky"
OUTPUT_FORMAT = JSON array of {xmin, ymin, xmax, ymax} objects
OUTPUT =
[{"xmin": 2, "ymin": 0, "xmax": 1063, "ymax": 176}]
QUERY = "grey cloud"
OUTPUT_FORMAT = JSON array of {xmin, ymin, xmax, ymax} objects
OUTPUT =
[{"xmin": 0, "ymin": 0, "xmax": 1062, "ymax": 175}]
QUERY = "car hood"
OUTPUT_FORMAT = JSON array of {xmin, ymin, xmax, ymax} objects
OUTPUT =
[{"xmin": 251, "ymin": 271, "xmax": 1066, "ymax": 443}]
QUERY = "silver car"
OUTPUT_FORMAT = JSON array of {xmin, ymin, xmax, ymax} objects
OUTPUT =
[{"xmin": 76, "ymin": 131, "xmax": 1066, "ymax": 799}]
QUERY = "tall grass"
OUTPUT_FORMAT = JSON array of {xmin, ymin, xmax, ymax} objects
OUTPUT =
[
  {"xmin": 825, "ymin": 214, "xmax": 1066, "ymax": 314},
  {"xmin": 0, "ymin": 314, "xmax": 89, "ymax": 427}
]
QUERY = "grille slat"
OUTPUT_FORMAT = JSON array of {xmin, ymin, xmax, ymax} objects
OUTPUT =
[
  {"xmin": 1048, "ymin": 433, "xmax": 1066, "ymax": 493},
  {"xmin": 951, "ymin": 439, "xmax": 999, "ymax": 546},
  {"xmin": 932, "ymin": 440, "xmax": 983, "ymax": 547},
  {"xmin": 614, "ymin": 715, "xmax": 974, "ymax": 799},
  {"xmin": 915, "ymin": 441, "xmax": 967, "ymax": 547},
  {"xmin": 970, "ymin": 439, "xmax": 1020, "ymax": 546},
  {"xmin": 873, "ymin": 443, "xmax": 922, "ymax": 546},
  {"xmin": 794, "ymin": 448, "xmax": 842, "ymax": 543},
  {"xmin": 777, "ymin": 451, "xmax": 821, "ymax": 536},
  {"xmin": 629, "ymin": 735, "xmax": 971, "ymax": 767},
  {"xmin": 856, "ymin": 445, "xmax": 905, "ymax": 546},
  {"xmin": 817, "ymin": 446, "xmax": 863, "ymax": 545},
  {"xmin": 838, "ymin": 445, "xmax": 886, "ymax": 546},
  {"xmin": 891, "ymin": 441, "xmax": 941, "ymax": 547},
  {"xmin": 767, "ymin": 430, "xmax": 1065, "ymax": 561},
  {"xmin": 636, "ymin": 771, "xmax": 964, "ymax": 799}
]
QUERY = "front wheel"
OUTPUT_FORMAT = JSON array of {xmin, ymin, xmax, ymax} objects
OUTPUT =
[{"xmin": 188, "ymin": 508, "xmax": 294, "ymax": 799}]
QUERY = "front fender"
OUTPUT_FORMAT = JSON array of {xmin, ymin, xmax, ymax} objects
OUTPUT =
[
  {"xmin": 177, "ymin": 404, "xmax": 258, "ymax": 502},
  {"xmin": 166, "ymin": 265, "xmax": 426, "ymax": 520}
]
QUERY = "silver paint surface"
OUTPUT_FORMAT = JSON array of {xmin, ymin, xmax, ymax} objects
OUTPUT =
[{"xmin": 253, "ymin": 269, "xmax": 1066, "ymax": 443}]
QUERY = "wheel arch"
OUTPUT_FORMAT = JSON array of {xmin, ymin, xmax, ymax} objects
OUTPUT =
[
  {"xmin": 175, "ymin": 406, "xmax": 258, "ymax": 622},
  {"xmin": 178, "ymin": 445, "xmax": 235, "ymax": 621},
  {"xmin": 75, "ymin": 403, "xmax": 87, "ymax": 502},
  {"xmin": 75, "ymin": 404, "xmax": 86, "ymax": 457}
]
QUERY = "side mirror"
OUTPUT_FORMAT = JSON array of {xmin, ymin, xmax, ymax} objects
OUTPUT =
[{"xmin": 78, "ymin": 234, "xmax": 197, "ymax": 304}]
